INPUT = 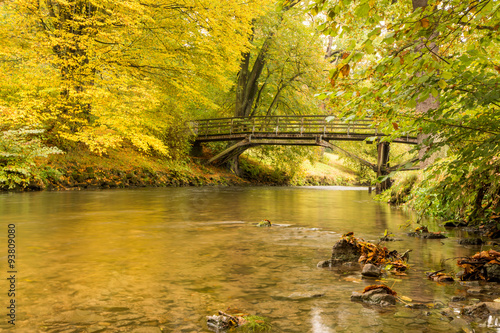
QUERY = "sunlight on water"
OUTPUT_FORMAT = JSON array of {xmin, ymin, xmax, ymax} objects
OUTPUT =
[{"xmin": 0, "ymin": 187, "xmax": 495, "ymax": 332}]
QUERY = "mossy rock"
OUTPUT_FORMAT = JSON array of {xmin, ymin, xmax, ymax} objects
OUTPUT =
[
  {"xmin": 257, "ymin": 220, "xmax": 272, "ymax": 227},
  {"xmin": 238, "ymin": 315, "xmax": 272, "ymax": 332}
]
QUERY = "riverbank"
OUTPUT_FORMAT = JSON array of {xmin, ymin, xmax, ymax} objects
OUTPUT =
[
  {"xmin": 377, "ymin": 171, "xmax": 500, "ymax": 229},
  {"xmin": 3, "ymin": 148, "xmax": 359, "ymax": 191}
]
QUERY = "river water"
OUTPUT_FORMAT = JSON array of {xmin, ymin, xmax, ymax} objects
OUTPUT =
[{"xmin": 0, "ymin": 186, "xmax": 497, "ymax": 332}]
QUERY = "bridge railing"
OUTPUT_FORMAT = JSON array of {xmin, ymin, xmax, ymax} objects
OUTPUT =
[{"xmin": 190, "ymin": 115, "xmax": 378, "ymax": 138}]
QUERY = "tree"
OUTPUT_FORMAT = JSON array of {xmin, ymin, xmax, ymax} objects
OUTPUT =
[
  {"xmin": 216, "ymin": 3, "xmax": 328, "ymax": 174},
  {"xmin": 233, "ymin": 2, "xmax": 327, "ymax": 118},
  {"xmin": 313, "ymin": 0, "xmax": 500, "ymax": 224},
  {"xmin": 0, "ymin": 0, "xmax": 269, "ymax": 155}
]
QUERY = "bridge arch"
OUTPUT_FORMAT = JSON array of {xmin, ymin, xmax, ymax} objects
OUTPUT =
[{"xmin": 189, "ymin": 115, "xmax": 419, "ymax": 192}]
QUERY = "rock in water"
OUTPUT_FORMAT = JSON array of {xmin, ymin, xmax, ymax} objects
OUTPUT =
[
  {"xmin": 351, "ymin": 287, "xmax": 397, "ymax": 307},
  {"xmin": 362, "ymin": 264, "xmax": 382, "ymax": 278},
  {"xmin": 330, "ymin": 238, "xmax": 361, "ymax": 262},
  {"xmin": 485, "ymin": 263, "xmax": 500, "ymax": 282},
  {"xmin": 257, "ymin": 219, "xmax": 272, "ymax": 227},
  {"xmin": 458, "ymin": 238, "xmax": 483, "ymax": 245},
  {"xmin": 317, "ymin": 238, "xmax": 362, "ymax": 267},
  {"xmin": 462, "ymin": 302, "xmax": 500, "ymax": 319}
]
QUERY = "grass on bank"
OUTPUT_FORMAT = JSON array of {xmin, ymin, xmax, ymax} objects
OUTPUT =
[
  {"xmin": 240, "ymin": 150, "xmax": 358, "ymax": 186},
  {"xmin": 4, "ymin": 146, "xmax": 248, "ymax": 191},
  {"xmin": 1, "ymin": 137, "xmax": 361, "ymax": 191}
]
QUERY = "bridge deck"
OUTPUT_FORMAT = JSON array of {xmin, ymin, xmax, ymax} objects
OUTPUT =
[{"xmin": 190, "ymin": 116, "xmax": 417, "ymax": 144}]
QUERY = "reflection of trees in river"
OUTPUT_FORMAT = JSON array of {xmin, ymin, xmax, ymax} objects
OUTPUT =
[{"xmin": 0, "ymin": 187, "xmax": 473, "ymax": 332}]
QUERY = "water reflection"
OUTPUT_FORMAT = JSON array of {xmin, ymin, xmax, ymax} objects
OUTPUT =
[{"xmin": 0, "ymin": 187, "xmax": 492, "ymax": 331}]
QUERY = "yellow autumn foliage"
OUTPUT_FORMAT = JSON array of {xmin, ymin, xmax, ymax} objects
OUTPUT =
[{"xmin": 0, "ymin": 0, "xmax": 271, "ymax": 155}]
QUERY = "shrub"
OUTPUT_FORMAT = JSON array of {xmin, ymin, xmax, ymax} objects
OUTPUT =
[{"xmin": 0, "ymin": 127, "xmax": 62, "ymax": 189}]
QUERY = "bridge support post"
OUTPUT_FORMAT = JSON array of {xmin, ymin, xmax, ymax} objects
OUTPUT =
[{"xmin": 376, "ymin": 142, "xmax": 391, "ymax": 194}]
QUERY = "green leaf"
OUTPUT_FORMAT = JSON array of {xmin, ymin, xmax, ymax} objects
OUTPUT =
[
  {"xmin": 368, "ymin": 27, "xmax": 381, "ymax": 38},
  {"xmin": 315, "ymin": 93, "xmax": 328, "ymax": 100},
  {"xmin": 355, "ymin": 2, "xmax": 370, "ymax": 17},
  {"xmin": 364, "ymin": 40, "xmax": 375, "ymax": 54},
  {"xmin": 383, "ymin": 37, "xmax": 395, "ymax": 44},
  {"xmin": 351, "ymin": 52, "xmax": 363, "ymax": 63},
  {"xmin": 441, "ymin": 72, "xmax": 453, "ymax": 80}
]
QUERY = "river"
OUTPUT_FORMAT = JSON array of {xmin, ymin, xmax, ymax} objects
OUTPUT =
[{"xmin": 0, "ymin": 186, "xmax": 497, "ymax": 332}]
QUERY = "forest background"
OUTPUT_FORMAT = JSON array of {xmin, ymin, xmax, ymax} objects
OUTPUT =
[{"xmin": 0, "ymin": 0, "xmax": 499, "ymax": 226}]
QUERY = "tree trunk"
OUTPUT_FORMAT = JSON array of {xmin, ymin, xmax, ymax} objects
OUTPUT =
[
  {"xmin": 376, "ymin": 142, "xmax": 391, "ymax": 194},
  {"xmin": 235, "ymin": 37, "xmax": 274, "ymax": 117},
  {"xmin": 230, "ymin": 1, "xmax": 299, "ymax": 173}
]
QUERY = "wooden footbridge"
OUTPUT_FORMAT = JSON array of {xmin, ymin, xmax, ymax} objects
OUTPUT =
[{"xmin": 189, "ymin": 115, "xmax": 420, "ymax": 191}]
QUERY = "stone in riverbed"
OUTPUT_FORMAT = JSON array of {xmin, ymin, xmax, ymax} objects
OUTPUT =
[
  {"xmin": 407, "ymin": 231, "xmax": 447, "ymax": 239},
  {"xmin": 257, "ymin": 219, "xmax": 272, "ymax": 227},
  {"xmin": 458, "ymin": 238, "xmax": 484, "ymax": 245},
  {"xmin": 317, "ymin": 259, "xmax": 345, "ymax": 268},
  {"xmin": 317, "ymin": 237, "xmax": 362, "ymax": 267},
  {"xmin": 351, "ymin": 288, "xmax": 397, "ymax": 307},
  {"xmin": 331, "ymin": 238, "xmax": 361, "ymax": 262},
  {"xmin": 461, "ymin": 302, "xmax": 500, "ymax": 319},
  {"xmin": 361, "ymin": 263, "xmax": 382, "ymax": 278},
  {"xmin": 485, "ymin": 263, "xmax": 500, "ymax": 282}
]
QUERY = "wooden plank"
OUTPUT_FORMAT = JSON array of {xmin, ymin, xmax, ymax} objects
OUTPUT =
[
  {"xmin": 189, "ymin": 116, "xmax": 417, "ymax": 144},
  {"xmin": 207, "ymin": 139, "xmax": 250, "ymax": 164}
]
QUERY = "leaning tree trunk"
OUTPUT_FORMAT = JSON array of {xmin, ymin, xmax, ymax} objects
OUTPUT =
[{"xmin": 228, "ymin": 2, "xmax": 299, "ymax": 175}]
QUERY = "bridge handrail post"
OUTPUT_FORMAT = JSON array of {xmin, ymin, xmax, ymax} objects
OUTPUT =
[
  {"xmin": 205, "ymin": 120, "xmax": 209, "ymax": 138},
  {"xmin": 276, "ymin": 117, "xmax": 279, "ymax": 135}
]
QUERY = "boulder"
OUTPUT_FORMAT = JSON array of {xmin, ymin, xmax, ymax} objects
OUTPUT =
[
  {"xmin": 351, "ymin": 288, "xmax": 397, "ymax": 307},
  {"xmin": 407, "ymin": 231, "xmax": 447, "ymax": 239},
  {"xmin": 462, "ymin": 302, "xmax": 500, "ymax": 319},
  {"xmin": 458, "ymin": 238, "xmax": 484, "ymax": 245},
  {"xmin": 361, "ymin": 264, "xmax": 382, "ymax": 278},
  {"xmin": 257, "ymin": 219, "xmax": 272, "ymax": 227},
  {"xmin": 317, "ymin": 238, "xmax": 362, "ymax": 267},
  {"xmin": 407, "ymin": 227, "xmax": 447, "ymax": 239},
  {"xmin": 317, "ymin": 259, "xmax": 345, "ymax": 268},
  {"xmin": 485, "ymin": 263, "xmax": 500, "ymax": 282},
  {"xmin": 331, "ymin": 238, "xmax": 361, "ymax": 262}
]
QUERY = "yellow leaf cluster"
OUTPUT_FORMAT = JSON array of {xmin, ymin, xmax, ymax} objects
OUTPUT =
[{"xmin": 0, "ymin": 0, "xmax": 270, "ymax": 154}]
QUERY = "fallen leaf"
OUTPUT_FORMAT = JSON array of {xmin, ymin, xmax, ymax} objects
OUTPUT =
[{"xmin": 400, "ymin": 295, "xmax": 412, "ymax": 302}]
